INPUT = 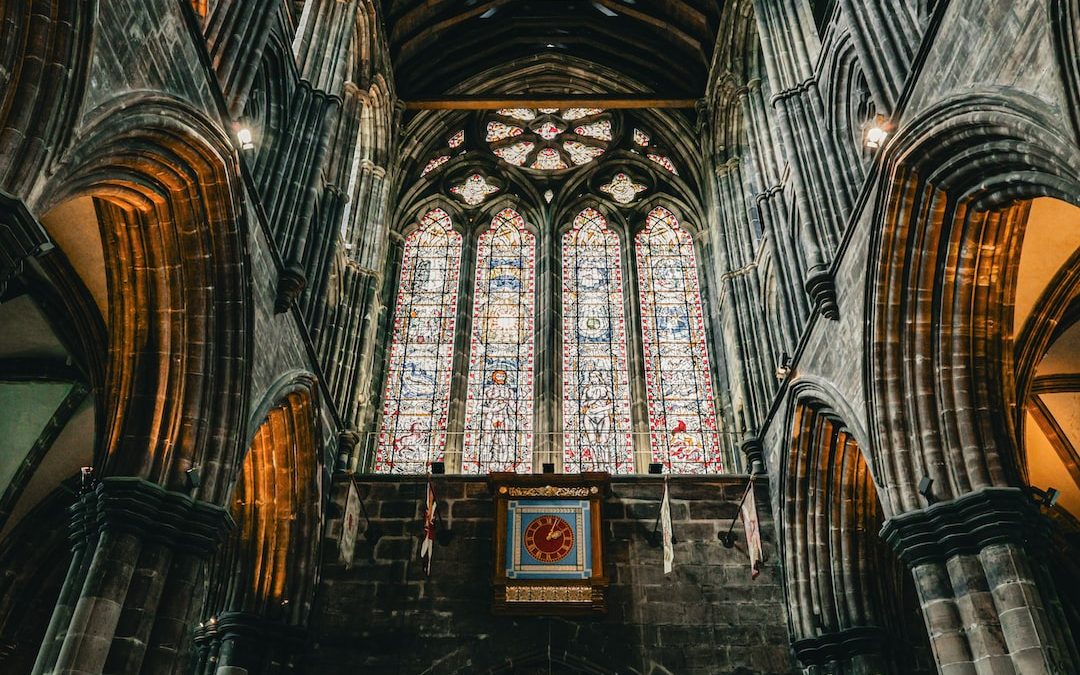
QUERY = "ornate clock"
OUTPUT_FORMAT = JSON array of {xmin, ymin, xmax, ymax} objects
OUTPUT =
[{"xmin": 491, "ymin": 472, "xmax": 609, "ymax": 615}]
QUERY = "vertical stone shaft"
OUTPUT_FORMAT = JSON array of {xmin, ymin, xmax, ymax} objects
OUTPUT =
[
  {"xmin": 204, "ymin": 0, "xmax": 278, "ymax": 116},
  {"xmin": 836, "ymin": 0, "xmax": 920, "ymax": 113}
]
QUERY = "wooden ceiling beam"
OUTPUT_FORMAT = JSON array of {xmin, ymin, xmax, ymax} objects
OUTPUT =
[{"xmin": 403, "ymin": 96, "xmax": 699, "ymax": 110}]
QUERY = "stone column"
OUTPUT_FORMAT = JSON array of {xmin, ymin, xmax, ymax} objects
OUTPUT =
[
  {"xmin": 31, "ymin": 478, "xmax": 231, "ymax": 675},
  {"xmin": 192, "ymin": 612, "xmax": 306, "ymax": 675},
  {"xmin": 881, "ymin": 488, "xmax": 1079, "ymax": 674}
]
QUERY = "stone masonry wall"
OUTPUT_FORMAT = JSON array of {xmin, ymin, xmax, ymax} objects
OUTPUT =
[{"xmin": 306, "ymin": 475, "xmax": 795, "ymax": 675}]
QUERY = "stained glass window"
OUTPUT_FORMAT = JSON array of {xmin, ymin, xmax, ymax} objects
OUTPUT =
[
  {"xmin": 531, "ymin": 147, "xmax": 568, "ymax": 170},
  {"xmin": 648, "ymin": 153, "xmax": 678, "ymax": 175},
  {"xmin": 563, "ymin": 107, "xmax": 604, "ymax": 120},
  {"xmin": 498, "ymin": 108, "xmax": 536, "ymax": 121},
  {"xmin": 486, "ymin": 121, "xmax": 524, "ymax": 142},
  {"xmin": 633, "ymin": 128, "xmax": 651, "ymax": 146},
  {"xmin": 450, "ymin": 173, "xmax": 499, "ymax": 206},
  {"xmin": 447, "ymin": 129, "xmax": 465, "ymax": 148},
  {"xmin": 375, "ymin": 209, "xmax": 462, "ymax": 473},
  {"xmin": 485, "ymin": 109, "xmax": 610, "ymax": 171},
  {"xmin": 564, "ymin": 141, "xmax": 605, "ymax": 165},
  {"xmin": 599, "ymin": 172, "xmax": 647, "ymax": 204},
  {"xmin": 462, "ymin": 209, "xmax": 536, "ymax": 473},
  {"xmin": 636, "ymin": 207, "xmax": 722, "ymax": 473},
  {"xmin": 421, "ymin": 154, "xmax": 450, "ymax": 176},
  {"xmin": 573, "ymin": 120, "xmax": 612, "ymax": 141},
  {"xmin": 562, "ymin": 208, "xmax": 634, "ymax": 473},
  {"xmin": 494, "ymin": 141, "xmax": 534, "ymax": 166}
]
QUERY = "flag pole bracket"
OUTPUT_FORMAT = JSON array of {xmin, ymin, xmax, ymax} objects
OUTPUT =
[{"xmin": 719, "ymin": 476, "xmax": 756, "ymax": 548}]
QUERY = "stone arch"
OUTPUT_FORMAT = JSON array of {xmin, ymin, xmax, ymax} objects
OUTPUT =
[
  {"xmin": 865, "ymin": 90, "xmax": 1080, "ymax": 516},
  {"xmin": 866, "ymin": 90, "xmax": 1080, "ymax": 673},
  {"xmin": 36, "ymin": 95, "xmax": 253, "ymax": 505},
  {"xmin": 194, "ymin": 379, "xmax": 322, "ymax": 674},
  {"xmin": 780, "ymin": 388, "xmax": 932, "ymax": 672},
  {"xmin": 19, "ymin": 93, "xmax": 253, "ymax": 674}
]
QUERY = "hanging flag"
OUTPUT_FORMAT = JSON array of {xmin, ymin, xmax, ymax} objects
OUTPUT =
[
  {"xmin": 660, "ymin": 480, "xmax": 674, "ymax": 574},
  {"xmin": 419, "ymin": 480, "xmax": 437, "ymax": 575},
  {"xmin": 740, "ymin": 479, "xmax": 763, "ymax": 579},
  {"xmin": 340, "ymin": 479, "xmax": 362, "ymax": 569}
]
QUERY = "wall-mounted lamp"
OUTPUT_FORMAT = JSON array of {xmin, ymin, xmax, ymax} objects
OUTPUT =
[
  {"xmin": 542, "ymin": 463, "xmax": 555, "ymax": 474},
  {"xmin": 864, "ymin": 114, "xmax": 891, "ymax": 149},
  {"xmin": 1043, "ymin": 487, "xmax": 1060, "ymax": 508},
  {"xmin": 237, "ymin": 127, "xmax": 255, "ymax": 150},
  {"xmin": 775, "ymin": 352, "xmax": 792, "ymax": 381},
  {"xmin": 648, "ymin": 463, "xmax": 663, "ymax": 475}
]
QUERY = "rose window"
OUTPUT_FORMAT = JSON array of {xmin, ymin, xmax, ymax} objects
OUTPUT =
[{"xmin": 486, "ymin": 108, "xmax": 612, "ymax": 171}]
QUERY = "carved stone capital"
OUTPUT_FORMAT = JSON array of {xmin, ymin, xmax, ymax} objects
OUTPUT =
[
  {"xmin": 69, "ymin": 477, "xmax": 233, "ymax": 558},
  {"xmin": 275, "ymin": 264, "xmax": 308, "ymax": 314},
  {"xmin": 793, "ymin": 626, "xmax": 888, "ymax": 668},
  {"xmin": 880, "ymin": 487, "xmax": 1048, "ymax": 568},
  {"xmin": 740, "ymin": 436, "xmax": 764, "ymax": 474}
]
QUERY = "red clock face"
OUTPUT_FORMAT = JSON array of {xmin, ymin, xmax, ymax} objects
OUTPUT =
[{"xmin": 523, "ymin": 515, "xmax": 575, "ymax": 563}]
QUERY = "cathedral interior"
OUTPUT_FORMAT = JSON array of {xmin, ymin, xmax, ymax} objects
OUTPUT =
[{"xmin": 1, "ymin": 0, "xmax": 1080, "ymax": 673}]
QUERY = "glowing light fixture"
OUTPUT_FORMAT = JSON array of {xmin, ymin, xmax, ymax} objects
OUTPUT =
[
  {"xmin": 237, "ymin": 127, "xmax": 255, "ymax": 150},
  {"xmin": 864, "ymin": 115, "xmax": 890, "ymax": 149}
]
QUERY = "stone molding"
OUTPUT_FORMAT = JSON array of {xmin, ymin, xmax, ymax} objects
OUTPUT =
[
  {"xmin": 879, "ymin": 487, "xmax": 1048, "ymax": 568},
  {"xmin": 0, "ymin": 190, "xmax": 53, "ymax": 296},
  {"xmin": 193, "ymin": 611, "xmax": 307, "ymax": 644},
  {"xmin": 792, "ymin": 625, "xmax": 888, "ymax": 668},
  {"xmin": 69, "ymin": 477, "xmax": 233, "ymax": 557}
]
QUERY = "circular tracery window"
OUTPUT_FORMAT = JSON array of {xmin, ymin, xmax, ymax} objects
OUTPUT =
[{"xmin": 485, "ymin": 108, "xmax": 613, "ymax": 171}]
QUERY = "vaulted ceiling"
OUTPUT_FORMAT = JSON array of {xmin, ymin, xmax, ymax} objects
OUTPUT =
[{"xmin": 383, "ymin": 0, "xmax": 725, "ymax": 99}]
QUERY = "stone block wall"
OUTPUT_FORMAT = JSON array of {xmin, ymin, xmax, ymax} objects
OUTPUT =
[{"xmin": 306, "ymin": 475, "xmax": 795, "ymax": 674}]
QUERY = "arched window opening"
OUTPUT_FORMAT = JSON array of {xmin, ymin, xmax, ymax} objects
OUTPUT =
[
  {"xmin": 462, "ymin": 208, "xmax": 536, "ymax": 473},
  {"xmin": 375, "ymin": 209, "xmax": 462, "ymax": 473},
  {"xmin": 636, "ymin": 207, "xmax": 723, "ymax": 472},
  {"xmin": 562, "ymin": 208, "xmax": 634, "ymax": 474}
]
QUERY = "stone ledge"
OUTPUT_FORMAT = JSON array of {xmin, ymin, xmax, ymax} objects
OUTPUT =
[
  {"xmin": 880, "ymin": 487, "xmax": 1049, "ymax": 568},
  {"xmin": 70, "ymin": 477, "xmax": 233, "ymax": 557}
]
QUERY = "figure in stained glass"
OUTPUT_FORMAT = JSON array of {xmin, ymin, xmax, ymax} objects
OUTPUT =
[
  {"xmin": 376, "ymin": 209, "xmax": 462, "ymax": 473},
  {"xmin": 462, "ymin": 209, "xmax": 536, "ymax": 473},
  {"xmin": 562, "ymin": 208, "xmax": 634, "ymax": 474},
  {"xmin": 636, "ymin": 207, "xmax": 722, "ymax": 473}
]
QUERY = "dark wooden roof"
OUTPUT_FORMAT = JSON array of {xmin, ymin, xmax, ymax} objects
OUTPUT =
[{"xmin": 383, "ymin": 0, "xmax": 724, "ymax": 99}]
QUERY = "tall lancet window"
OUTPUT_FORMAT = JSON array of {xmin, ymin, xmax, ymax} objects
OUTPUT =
[
  {"xmin": 375, "ymin": 209, "xmax": 462, "ymax": 473},
  {"xmin": 636, "ymin": 206, "xmax": 723, "ymax": 472},
  {"xmin": 561, "ymin": 208, "xmax": 634, "ymax": 473},
  {"xmin": 462, "ymin": 208, "xmax": 536, "ymax": 473}
]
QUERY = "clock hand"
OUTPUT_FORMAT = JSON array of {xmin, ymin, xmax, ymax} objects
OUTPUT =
[{"xmin": 546, "ymin": 527, "xmax": 562, "ymax": 541}]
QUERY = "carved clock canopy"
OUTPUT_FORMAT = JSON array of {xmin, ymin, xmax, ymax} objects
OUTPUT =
[{"xmin": 490, "ymin": 472, "xmax": 610, "ymax": 616}]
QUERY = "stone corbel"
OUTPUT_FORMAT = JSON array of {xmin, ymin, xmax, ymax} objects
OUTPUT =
[
  {"xmin": 275, "ymin": 264, "xmax": 308, "ymax": 314},
  {"xmin": 805, "ymin": 267, "xmax": 840, "ymax": 320}
]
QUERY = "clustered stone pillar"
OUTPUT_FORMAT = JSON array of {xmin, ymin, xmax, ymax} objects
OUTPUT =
[
  {"xmin": 32, "ymin": 477, "xmax": 231, "ymax": 675},
  {"xmin": 882, "ymin": 488, "xmax": 1079, "ymax": 674},
  {"xmin": 191, "ymin": 612, "xmax": 306, "ymax": 674}
]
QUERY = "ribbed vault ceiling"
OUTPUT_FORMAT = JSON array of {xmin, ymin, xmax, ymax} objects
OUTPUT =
[{"xmin": 383, "ymin": 0, "xmax": 724, "ymax": 98}]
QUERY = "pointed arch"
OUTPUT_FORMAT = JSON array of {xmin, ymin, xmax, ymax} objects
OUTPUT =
[
  {"xmin": 375, "ymin": 207, "xmax": 463, "ymax": 473},
  {"xmin": 636, "ymin": 206, "xmax": 722, "ymax": 472},
  {"xmin": 462, "ymin": 207, "xmax": 536, "ymax": 473},
  {"xmin": 562, "ymin": 207, "xmax": 634, "ymax": 473}
]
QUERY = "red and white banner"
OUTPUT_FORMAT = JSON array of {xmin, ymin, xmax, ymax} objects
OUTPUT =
[
  {"xmin": 419, "ymin": 480, "xmax": 437, "ymax": 575},
  {"xmin": 740, "ymin": 480, "xmax": 763, "ymax": 579}
]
